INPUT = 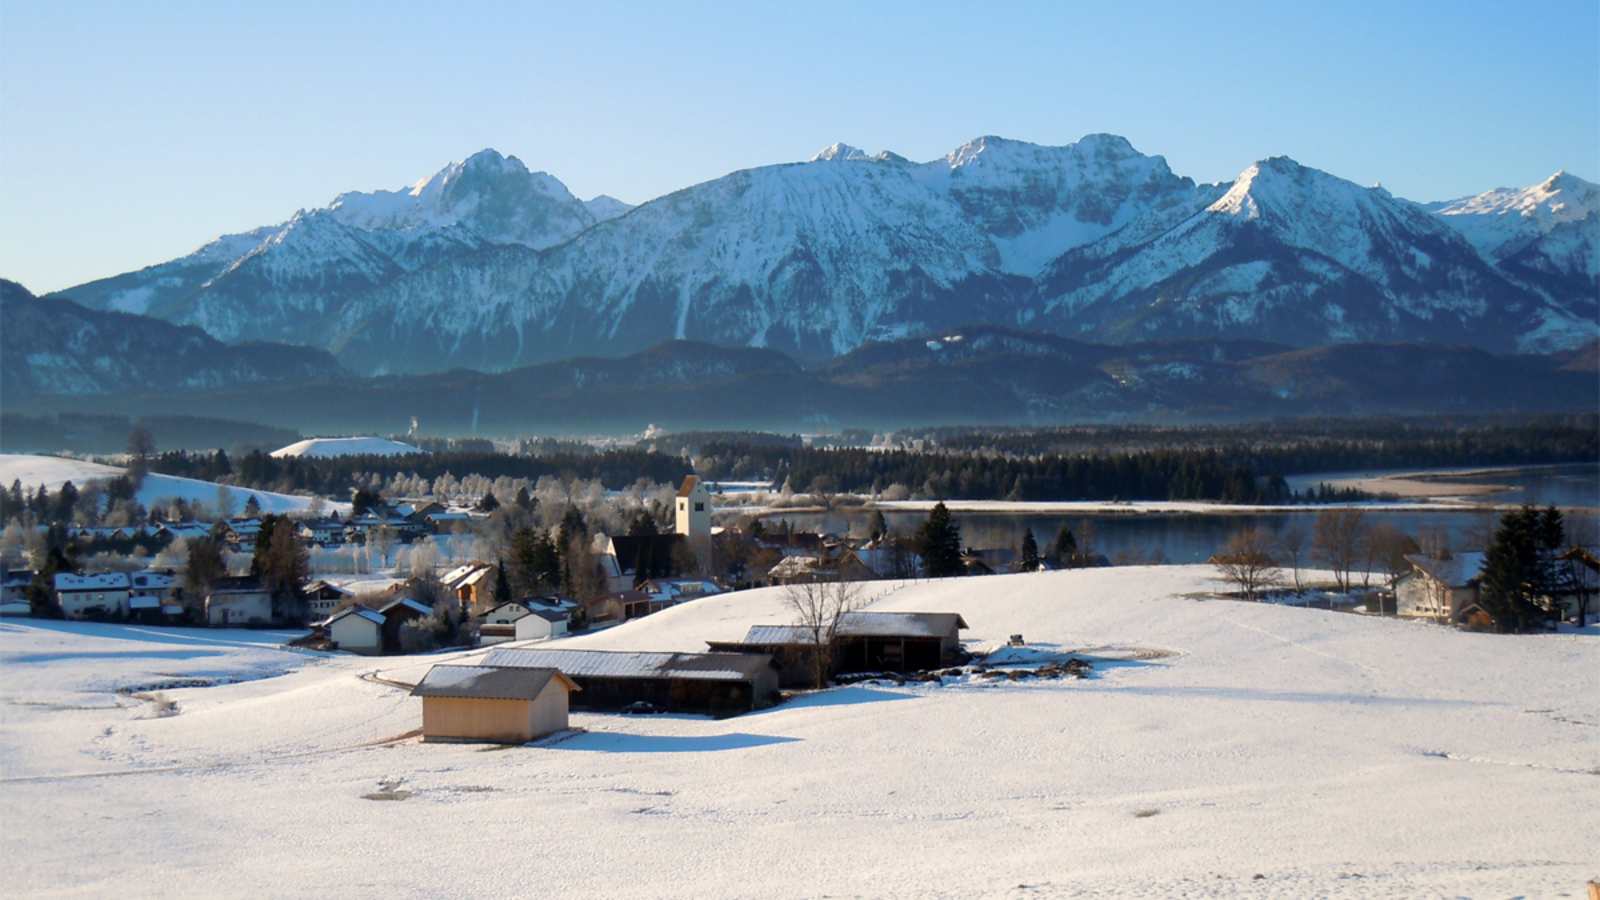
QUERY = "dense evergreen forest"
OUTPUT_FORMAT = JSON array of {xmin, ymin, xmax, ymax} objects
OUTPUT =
[
  {"xmin": 129, "ymin": 416, "xmax": 1598, "ymax": 505},
  {"xmin": 693, "ymin": 417, "xmax": 1600, "ymax": 504}
]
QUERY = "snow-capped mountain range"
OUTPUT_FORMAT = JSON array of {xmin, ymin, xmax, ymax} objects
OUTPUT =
[{"xmin": 49, "ymin": 137, "xmax": 1598, "ymax": 374}]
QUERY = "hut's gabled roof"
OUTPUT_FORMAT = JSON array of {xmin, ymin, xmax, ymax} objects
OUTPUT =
[{"xmin": 410, "ymin": 665, "xmax": 578, "ymax": 701}]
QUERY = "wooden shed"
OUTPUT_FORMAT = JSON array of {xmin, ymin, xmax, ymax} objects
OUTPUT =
[
  {"xmin": 411, "ymin": 665, "xmax": 579, "ymax": 744},
  {"xmin": 483, "ymin": 647, "xmax": 780, "ymax": 716}
]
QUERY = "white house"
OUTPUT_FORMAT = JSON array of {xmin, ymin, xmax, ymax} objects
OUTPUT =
[
  {"xmin": 205, "ymin": 577, "xmax": 273, "ymax": 626},
  {"xmin": 54, "ymin": 572, "xmax": 132, "ymax": 619},
  {"xmin": 129, "ymin": 570, "xmax": 180, "ymax": 604},
  {"xmin": 2, "ymin": 569, "xmax": 34, "ymax": 614},
  {"xmin": 326, "ymin": 606, "xmax": 386, "ymax": 653},
  {"xmin": 1395, "ymin": 552, "xmax": 1485, "ymax": 622},
  {"xmin": 514, "ymin": 608, "xmax": 570, "ymax": 641}
]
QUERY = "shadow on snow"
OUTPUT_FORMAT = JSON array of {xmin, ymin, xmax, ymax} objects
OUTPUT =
[{"xmin": 550, "ymin": 731, "xmax": 801, "ymax": 753}]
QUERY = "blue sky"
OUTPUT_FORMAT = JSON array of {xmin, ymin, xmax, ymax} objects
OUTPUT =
[{"xmin": 2, "ymin": 1, "xmax": 1595, "ymax": 293}]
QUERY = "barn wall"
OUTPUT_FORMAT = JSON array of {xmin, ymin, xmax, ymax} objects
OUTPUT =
[
  {"xmin": 330, "ymin": 616, "xmax": 381, "ymax": 651},
  {"xmin": 421, "ymin": 697, "xmax": 538, "ymax": 743},
  {"xmin": 530, "ymin": 684, "xmax": 572, "ymax": 737}
]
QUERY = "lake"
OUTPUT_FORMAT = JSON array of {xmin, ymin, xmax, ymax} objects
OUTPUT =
[{"xmin": 767, "ymin": 465, "xmax": 1600, "ymax": 565}]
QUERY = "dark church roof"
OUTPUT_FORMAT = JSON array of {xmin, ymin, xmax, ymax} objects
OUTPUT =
[{"xmin": 609, "ymin": 533, "xmax": 684, "ymax": 578}]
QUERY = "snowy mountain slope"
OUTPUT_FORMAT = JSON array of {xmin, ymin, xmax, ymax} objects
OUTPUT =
[
  {"xmin": 327, "ymin": 149, "xmax": 596, "ymax": 250},
  {"xmin": 329, "ymin": 134, "xmax": 1202, "ymax": 368},
  {"xmin": 1034, "ymin": 157, "xmax": 1573, "ymax": 351},
  {"xmin": 47, "ymin": 139, "xmax": 1598, "ymax": 372},
  {"xmin": 1424, "ymin": 171, "xmax": 1599, "ymax": 330},
  {"xmin": 52, "ymin": 150, "xmax": 597, "ymax": 344}
]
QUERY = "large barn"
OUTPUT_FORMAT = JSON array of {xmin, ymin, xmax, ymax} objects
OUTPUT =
[
  {"xmin": 706, "ymin": 611, "xmax": 970, "ymax": 687},
  {"xmin": 483, "ymin": 647, "xmax": 780, "ymax": 716},
  {"xmin": 411, "ymin": 664, "xmax": 579, "ymax": 744}
]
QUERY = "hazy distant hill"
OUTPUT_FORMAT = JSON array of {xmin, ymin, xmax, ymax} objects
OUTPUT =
[
  {"xmin": 1, "ymin": 279, "xmax": 344, "ymax": 398},
  {"xmin": 11, "ymin": 326, "xmax": 1592, "ymax": 436}
]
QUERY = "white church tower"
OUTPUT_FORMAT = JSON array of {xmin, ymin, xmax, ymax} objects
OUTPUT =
[{"xmin": 675, "ymin": 475, "xmax": 711, "ymax": 543}]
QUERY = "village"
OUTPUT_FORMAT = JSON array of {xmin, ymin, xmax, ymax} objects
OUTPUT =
[{"xmin": 3, "ymin": 451, "xmax": 1597, "ymax": 747}]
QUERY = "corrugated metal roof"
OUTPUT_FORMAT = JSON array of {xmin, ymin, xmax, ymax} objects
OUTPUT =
[
  {"xmin": 742, "ymin": 625, "xmax": 822, "ymax": 645},
  {"xmin": 837, "ymin": 611, "xmax": 968, "ymax": 638},
  {"xmin": 726, "ymin": 612, "xmax": 968, "ymax": 646},
  {"xmin": 410, "ymin": 665, "xmax": 574, "ymax": 701},
  {"xmin": 484, "ymin": 648, "xmax": 773, "ymax": 682}
]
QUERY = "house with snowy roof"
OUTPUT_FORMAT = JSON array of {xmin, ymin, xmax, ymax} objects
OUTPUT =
[
  {"xmin": 1395, "ymin": 553, "xmax": 1486, "ymax": 623},
  {"xmin": 2, "ymin": 569, "xmax": 35, "ymax": 614},
  {"xmin": 205, "ymin": 576, "xmax": 273, "ymax": 626},
  {"xmin": 478, "ymin": 600, "xmax": 573, "ymax": 645},
  {"xmin": 54, "ymin": 571, "xmax": 132, "ymax": 619},
  {"xmin": 303, "ymin": 579, "xmax": 356, "ymax": 620}
]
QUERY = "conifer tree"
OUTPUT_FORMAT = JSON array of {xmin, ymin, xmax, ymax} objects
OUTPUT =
[
  {"xmin": 1019, "ymin": 529, "xmax": 1040, "ymax": 571},
  {"xmin": 868, "ymin": 509, "xmax": 888, "ymax": 542},
  {"xmin": 1051, "ymin": 526, "xmax": 1077, "ymax": 568},
  {"xmin": 917, "ymin": 502, "xmax": 964, "ymax": 578},
  {"xmin": 493, "ymin": 559, "xmax": 512, "ymax": 606}
]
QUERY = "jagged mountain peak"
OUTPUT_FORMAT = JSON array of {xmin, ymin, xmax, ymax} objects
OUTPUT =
[
  {"xmin": 1206, "ymin": 156, "xmax": 1402, "ymax": 223},
  {"xmin": 810, "ymin": 142, "xmax": 871, "ymax": 162},
  {"xmin": 584, "ymin": 194, "xmax": 633, "ymax": 222}
]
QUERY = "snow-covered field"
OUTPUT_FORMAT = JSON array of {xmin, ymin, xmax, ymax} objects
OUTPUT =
[
  {"xmin": 269, "ymin": 436, "xmax": 424, "ymax": 458},
  {"xmin": 0, "ymin": 453, "xmax": 347, "ymax": 515},
  {"xmin": 2, "ymin": 566, "xmax": 1596, "ymax": 897}
]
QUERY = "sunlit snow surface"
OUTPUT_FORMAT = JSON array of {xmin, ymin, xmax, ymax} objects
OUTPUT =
[
  {"xmin": 0, "ymin": 454, "xmax": 347, "ymax": 515},
  {"xmin": 2, "ymin": 565, "xmax": 1595, "ymax": 897}
]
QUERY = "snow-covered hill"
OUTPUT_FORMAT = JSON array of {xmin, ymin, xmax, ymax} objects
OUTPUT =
[
  {"xmin": 48, "ymin": 139, "xmax": 1598, "ymax": 371},
  {"xmin": 0, "ymin": 453, "xmax": 345, "ymax": 515},
  {"xmin": 269, "ymin": 436, "xmax": 423, "ymax": 458},
  {"xmin": 1, "ymin": 567, "xmax": 1594, "ymax": 896}
]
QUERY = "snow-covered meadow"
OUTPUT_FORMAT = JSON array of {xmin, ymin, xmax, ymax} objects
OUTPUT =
[
  {"xmin": 1, "ymin": 566, "xmax": 1596, "ymax": 897},
  {"xmin": 0, "ymin": 453, "xmax": 347, "ymax": 516}
]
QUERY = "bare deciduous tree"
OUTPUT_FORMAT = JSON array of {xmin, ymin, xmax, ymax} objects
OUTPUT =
[
  {"xmin": 1313, "ymin": 509, "xmax": 1367, "ymax": 592},
  {"xmin": 1213, "ymin": 526, "xmax": 1281, "ymax": 601},
  {"xmin": 785, "ymin": 576, "xmax": 866, "ymax": 689},
  {"xmin": 1277, "ymin": 525, "xmax": 1307, "ymax": 594},
  {"xmin": 1364, "ymin": 523, "xmax": 1419, "ymax": 613}
]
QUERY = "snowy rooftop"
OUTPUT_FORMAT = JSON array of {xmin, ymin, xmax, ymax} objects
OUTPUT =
[
  {"xmin": 483, "ymin": 648, "xmax": 774, "ymax": 682},
  {"xmin": 410, "ymin": 665, "xmax": 572, "ymax": 701},
  {"xmin": 54, "ymin": 572, "xmax": 131, "ymax": 590}
]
